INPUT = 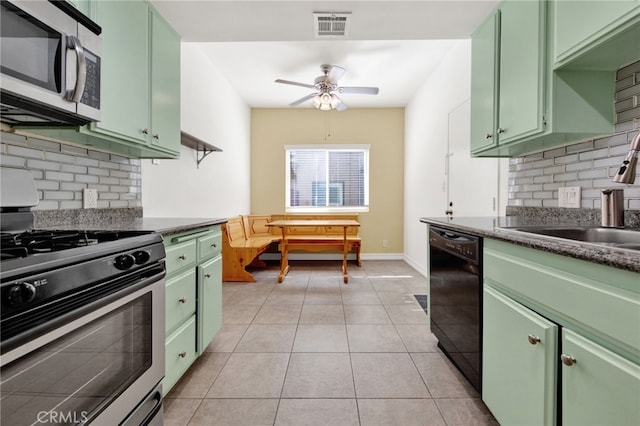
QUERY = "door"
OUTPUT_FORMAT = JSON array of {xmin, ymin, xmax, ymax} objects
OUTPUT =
[
  {"xmin": 483, "ymin": 285, "xmax": 557, "ymax": 426},
  {"xmin": 470, "ymin": 10, "xmax": 499, "ymax": 153},
  {"xmin": 498, "ymin": 0, "xmax": 546, "ymax": 144},
  {"xmin": 198, "ymin": 255, "xmax": 222, "ymax": 353},
  {"xmin": 149, "ymin": 8, "xmax": 180, "ymax": 155},
  {"xmin": 92, "ymin": 0, "xmax": 149, "ymax": 144},
  {"xmin": 447, "ymin": 99, "xmax": 502, "ymax": 216},
  {"xmin": 562, "ymin": 328, "xmax": 640, "ymax": 426}
]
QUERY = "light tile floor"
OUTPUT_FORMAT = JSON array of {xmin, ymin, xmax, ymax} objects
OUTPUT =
[{"xmin": 164, "ymin": 260, "xmax": 498, "ymax": 426}]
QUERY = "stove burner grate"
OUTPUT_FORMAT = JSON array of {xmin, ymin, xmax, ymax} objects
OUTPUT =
[{"xmin": 0, "ymin": 230, "xmax": 145, "ymax": 260}]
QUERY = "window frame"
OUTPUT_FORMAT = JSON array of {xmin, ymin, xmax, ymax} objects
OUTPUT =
[{"xmin": 284, "ymin": 144, "xmax": 370, "ymax": 213}]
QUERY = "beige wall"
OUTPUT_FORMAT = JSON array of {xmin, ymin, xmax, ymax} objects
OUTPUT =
[{"xmin": 250, "ymin": 108, "xmax": 405, "ymax": 254}]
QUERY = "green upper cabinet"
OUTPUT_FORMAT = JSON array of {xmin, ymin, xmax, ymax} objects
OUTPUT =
[
  {"xmin": 19, "ymin": 0, "xmax": 180, "ymax": 159},
  {"xmin": 471, "ymin": 0, "xmax": 623, "ymax": 157},
  {"xmin": 471, "ymin": 0, "xmax": 548, "ymax": 156},
  {"xmin": 497, "ymin": 0, "xmax": 546, "ymax": 146},
  {"xmin": 92, "ymin": 0, "xmax": 150, "ymax": 146},
  {"xmin": 553, "ymin": 0, "xmax": 640, "ymax": 69},
  {"xmin": 149, "ymin": 8, "xmax": 181, "ymax": 154},
  {"xmin": 470, "ymin": 11, "xmax": 499, "ymax": 153}
]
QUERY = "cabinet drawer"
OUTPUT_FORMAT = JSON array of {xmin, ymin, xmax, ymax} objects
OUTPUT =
[
  {"xmin": 165, "ymin": 240, "xmax": 197, "ymax": 273},
  {"xmin": 198, "ymin": 231, "xmax": 222, "ymax": 262},
  {"xmin": 165, "ymin": 268, "xmax": 196, "ymax": 336},
  {"xmin": 164, "ymin": 316, "xmax": 197, "ymax": 395}
]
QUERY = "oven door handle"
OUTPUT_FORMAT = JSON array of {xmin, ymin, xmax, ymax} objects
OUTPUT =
[{"xmin": 120, "ymin": 386, "xmax": 163, "ymax": 426}]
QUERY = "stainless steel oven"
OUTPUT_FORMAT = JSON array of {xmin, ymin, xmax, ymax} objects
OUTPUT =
[
  {"xmin": 0, "ymin": 0, "xmax": 101, "ymax": 125},
  {"xmin": 0, "ymin": 168, "xmax": 166, "ymax": 426},
  {"xmin": 429, "ymin": 225, "xmax": 482, "ymax": 393}
]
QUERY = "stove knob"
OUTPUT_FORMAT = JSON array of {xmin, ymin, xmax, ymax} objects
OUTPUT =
[
  {"xmin": 132, "ymin": 250, "xmax": 151, "ymax": 265},
  {"xmin": 7, "ymin": 283, "xmax": 36, "ymax": 307},
  {"xmin": 114, "ymin": 254, "xmax": 136, "ymax": 270}
]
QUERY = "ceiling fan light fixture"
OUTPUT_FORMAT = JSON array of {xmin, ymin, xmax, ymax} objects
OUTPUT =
[{"xmin": 312, "ymin": 93, "xmax": 339, "ymax": 110}]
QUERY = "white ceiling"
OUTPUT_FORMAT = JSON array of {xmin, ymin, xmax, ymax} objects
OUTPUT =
[{"xmin": 151, "ymin": 0, "xmax": 499, "ymax": 108}]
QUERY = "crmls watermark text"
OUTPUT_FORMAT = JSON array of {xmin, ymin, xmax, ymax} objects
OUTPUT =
[{"xmin": 36, "ymin": 411, "xmax": 89, "ymax": 424}]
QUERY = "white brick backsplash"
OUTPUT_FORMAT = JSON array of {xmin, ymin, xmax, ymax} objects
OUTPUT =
[
  {"xmin": 0, "ymin": 132, "xmax": 141, "ymax": 210},
  {"xmin": 509, "ymin": 60, "xmax": 640, "ymax": 209}
]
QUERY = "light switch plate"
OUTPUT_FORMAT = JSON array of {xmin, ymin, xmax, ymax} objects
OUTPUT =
[
  {"xmin": 83, "ymin": 188, "xmax": 98, "ymax": 209},
  {"xmin": 558, "ymin": 186, "xmax": 581, "ymax": 208}
]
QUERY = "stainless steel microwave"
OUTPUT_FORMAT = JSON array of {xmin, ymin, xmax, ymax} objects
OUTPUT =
[{"xmin": 0, "ymin": 0, "xmax": 101, "ymax": 125}]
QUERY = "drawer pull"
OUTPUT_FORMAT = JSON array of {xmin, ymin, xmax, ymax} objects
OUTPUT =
[
  {"xmin": 561, "ymin": 354, "xmax": 576, "ymax": 366},
  {"xmin": 211, "ymin": 243, "xmax": 217, "ymax": 248},
  {"xmin": 178, "ymin": 297, "xmax": 187, "ymax": 304},
  {"xmin": 178, "ymin": 254, "xmax": 187, "ymax": 260},
  {"xmin": 527, "ymin": 334, "xmax": 540, "ymax": 345},
  {"xmin": 178, "ymin": 351, "xmax": 187, "ymax": 358},
  {"xmin": 204, "ymin": 274, "xmax": 211, "ymax": 279}
]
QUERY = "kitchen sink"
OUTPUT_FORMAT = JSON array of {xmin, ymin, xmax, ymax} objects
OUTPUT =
[{"xmin": 508, "ymin": 226, "xmax": 640, "ymax": 250}]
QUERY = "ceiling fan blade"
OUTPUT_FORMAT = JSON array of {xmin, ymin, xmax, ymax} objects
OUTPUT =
[
  {"xmin": 275, "ymin": 79, "xmax": 316, "ymax": 89},
  {"xmin": 326, "ymin": 65, "xmax": 346, "ymax": 84},
  {"xmin": 333, "ymin": 95, "xmax": 347, "ymax": 112},
  {"xmin": 289, "ymin": 93, "xmax": 318, "ymax": 106},
  {"xmin": 338, "ymin": 86, "xmax": 379, "ymax": 95}
]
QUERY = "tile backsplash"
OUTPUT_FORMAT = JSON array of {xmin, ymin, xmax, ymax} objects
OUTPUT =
[
  {"xmin": 508, "ymin": 60, "xmax": 640, "ymax": 211},
  {"xmin": 0, "ymin": 131, "xmax": 141, "ymax": 210}
]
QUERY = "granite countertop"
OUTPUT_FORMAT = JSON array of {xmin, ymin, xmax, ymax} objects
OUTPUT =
[
  {"xmin": 420, "ymin": 216, "xmax": 640, "ymax": 273},
  {"xmin": 35, "ymin": 213, "xmax": 227, "ymax": 236}
]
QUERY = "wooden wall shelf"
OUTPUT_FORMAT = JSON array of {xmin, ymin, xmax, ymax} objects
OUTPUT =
[{"xmin": 180, "ymin": 131, "xmax": 222, "ymax": 167}]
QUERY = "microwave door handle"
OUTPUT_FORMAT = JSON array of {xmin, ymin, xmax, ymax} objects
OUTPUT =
[{"xmin": 64, "ymin": 35, "xmax": 87, "ymax": 103}]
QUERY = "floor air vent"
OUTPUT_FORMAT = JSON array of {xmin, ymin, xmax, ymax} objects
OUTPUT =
[{"xmin": 313, "ymin": 12, "xmax": 351, "ymax": 38}]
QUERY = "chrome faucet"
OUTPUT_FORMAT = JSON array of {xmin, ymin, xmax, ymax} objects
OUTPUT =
[
  {"xmin": 602, "ymin": 132, "xmax": 639, "ymax": 227},
  {"xmin": 613, "ymin": 132, "xmax": 639, "ymax": 184}
]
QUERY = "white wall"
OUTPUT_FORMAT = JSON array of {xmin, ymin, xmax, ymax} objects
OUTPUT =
[
  {"xmin": 403, "ymin": 40, "xmax": 508, "ymax": 276},
  {"xmin": 142, "ymin": 43, "xmax": 251, "ymax": 218}
]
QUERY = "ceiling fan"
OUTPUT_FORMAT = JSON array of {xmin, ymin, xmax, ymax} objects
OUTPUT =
[{"xmin": 275, "ymin": 64, "xmax": 379, "ymax": 111}]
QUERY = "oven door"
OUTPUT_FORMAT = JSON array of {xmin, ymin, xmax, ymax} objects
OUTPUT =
[{"xmin": 0, "ymin": 275, "xmax": 165, "ymax": 426}]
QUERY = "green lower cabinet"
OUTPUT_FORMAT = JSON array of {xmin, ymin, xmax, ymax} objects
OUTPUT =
[
  {"xmin": 198, "ymin": 255, "xmax": 222, "ymax": 354},
  {"xmin": 163, "ymin": 226, "xmax": 223, "ymax": 395},
  {"xmin": 164, "ymin": 316, "xmax": 198, "ymax": 392},
  {"xmin": 562, "ymin": 328, "xmax": 640, "ymax": 426},
  {"xmin": 483, "ymin": 285, "xmax": 557, "ymax": 426}
]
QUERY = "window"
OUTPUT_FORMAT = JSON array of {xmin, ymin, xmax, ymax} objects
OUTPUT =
[{"xmin": 285, "ymin": 145, "xmax": 369, "ymax": 212}]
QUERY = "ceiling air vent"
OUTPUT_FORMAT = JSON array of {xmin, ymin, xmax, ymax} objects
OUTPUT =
[{"xmin": 313, "ymin": 12, "xmax": 351, "ymax": 38}]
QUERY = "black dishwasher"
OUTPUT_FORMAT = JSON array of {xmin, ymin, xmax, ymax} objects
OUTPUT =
[{"xmin": 429, "ymin": 225, "xmax": 482, "ymax": 392}]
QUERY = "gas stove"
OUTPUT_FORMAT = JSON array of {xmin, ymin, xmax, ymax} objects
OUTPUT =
[{"xmin": 0, "ymin": 168, "xmax": 166, "ymax": 350}]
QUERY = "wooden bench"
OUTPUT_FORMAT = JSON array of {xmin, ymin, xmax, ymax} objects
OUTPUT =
[
  {"xmin": 222, "ymin": 214, "xmax": 362, "ymax": 282},
  {"xmin": 222, "ymin": 216, "xmax": 278, "ymax": 282}
]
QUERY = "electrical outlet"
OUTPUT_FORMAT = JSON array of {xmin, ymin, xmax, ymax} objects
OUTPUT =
[
  {"xmin": 558, "ymin": 186, "xmax": 581, "ymax": 208},
  {"xmin": 83, "ymin": 188, "xmax": 98, "ymax": 209},
  {"xmin": 382, "ymin": 239, "xmax": 389, "ymax": 248}
]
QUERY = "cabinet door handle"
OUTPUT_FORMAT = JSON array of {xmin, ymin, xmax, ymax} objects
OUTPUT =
[
  {"xmin": 211, "ymin": 243, "xmax": 217, "ymax": 248},
  {"xmin": 527, "ymin": 334, "xmax": 540, "ymax": 345},
  {"xmin": 153, "ymin": 134, "xmax": 159, "ymax": 140},
  {"xmin": 485, "ymin": 133, "xmax": 493, "ymax": 139},
  {"xmin": 561, "ymin": 354, "xmax": 576, "ymax": 366},
  {"xmin": 204, "ymin": 274, "xmax": 211, "ymax": 278},
  {"xmin": 142, "ymin": 128, "xmax": 149, "ymax": 135},
  {"xmin": 178, "ymin": 254, "xmax": 187, "ymax": 260},
  {"xmin": 178, "ymin": 297, "xmax": 187, "ymax": 304},
  {"xmin": 497, "ymin": 128, "xmax": 506, "ymax": 134},
  {"xmin": 178, "ymin": 351, "xmax": 187, "ymax": 358}
]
